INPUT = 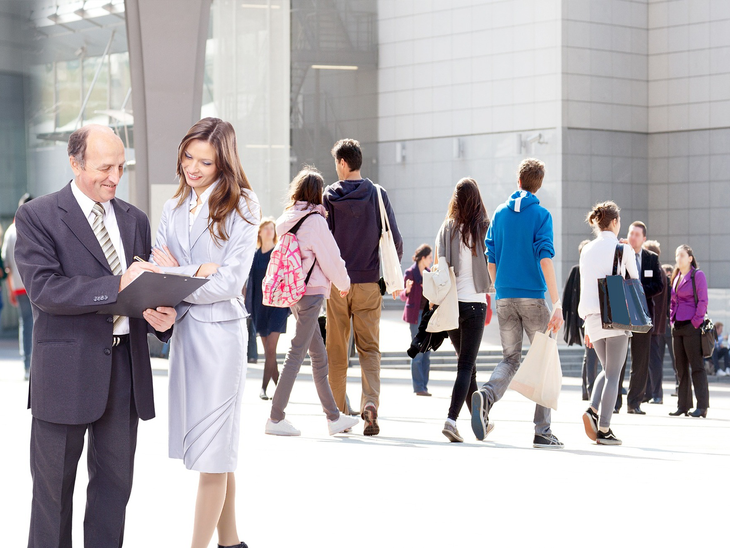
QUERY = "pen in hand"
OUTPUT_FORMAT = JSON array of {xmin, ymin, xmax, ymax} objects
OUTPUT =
[{"xmin": 133, "ymin": 256, "xmax": 147, "ymax": 263}]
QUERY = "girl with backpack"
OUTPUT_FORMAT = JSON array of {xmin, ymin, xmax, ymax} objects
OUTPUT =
[{"xmin": 264, "ymin": 167, "xmax": 359, "ymax": 436}]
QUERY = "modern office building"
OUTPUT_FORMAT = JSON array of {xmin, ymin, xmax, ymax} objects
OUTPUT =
[{"xmin": 1, "ymin": 0, "xmax": 728, "ymax": 330}]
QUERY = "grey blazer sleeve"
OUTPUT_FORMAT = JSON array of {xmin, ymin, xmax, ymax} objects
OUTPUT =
[{"xmin": 14, "ymin": 203, "xmax": 120, "ymax": 316}]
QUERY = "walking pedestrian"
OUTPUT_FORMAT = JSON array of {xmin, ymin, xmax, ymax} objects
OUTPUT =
[
  {"xmin": 579, "ymin": 202, "xmax": 639, "ymax": 445},
  {"xmin": 470, "ymin": 158, "xmax": 565, "ymax": 449},
  {"xmin": 152, "ymin": 117, "xmax": 259, "ymax": 548},
  {"xmin": 265, "ymin": 167, "xmax": 359, "ymax": 436},
  {"xmin": 669, "ymin": 245, "xmax": 710, "ymax": 418},
  {"xmin": 246, "ymin": 217, "xmax": 291, "ymax": 399},
  {"xmin": 436, "ymin": 179, "xmax": 492, "ymax": 442},
  {"xmin": 324, "ymin": 138, "xmax": 403, "ymax": 436},
  {"xmin": 402, "ymin": 244, "xmax": 433, "ymax": 396}
]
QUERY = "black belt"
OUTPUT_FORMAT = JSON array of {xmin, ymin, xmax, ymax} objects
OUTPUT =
[{"xmin": 112, "ymin": 334, "xmax": 130, "ymax": 347}]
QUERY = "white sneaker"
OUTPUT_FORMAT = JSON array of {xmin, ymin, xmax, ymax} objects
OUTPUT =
[
  {"xmin": 718, "ymin": 369, "xmax": 728, "ymax": 377},
  {"xmin": 328, "ymin": 414, "xmax": 359, "ymax": 435},
  {"xmin": 265, "ymin": 418, "xmax": 301, "ymax": 436}
]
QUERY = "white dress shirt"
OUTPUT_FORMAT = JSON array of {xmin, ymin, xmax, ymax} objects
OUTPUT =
[
  {"xmin": 188, "ymin": 182, "xmax": 218, "ymax": 231},
  {"xmin": 71, "ymin": 180, "xmax": 129, "ymax": 335},
  {"xmin": 578, "ymin": 231, "xmax": 640, "ymax": 341}
]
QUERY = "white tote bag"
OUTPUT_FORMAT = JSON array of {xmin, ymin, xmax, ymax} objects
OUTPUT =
[
  {"xmin": 422, "ymin": 257, "xmax": 451, "ymax": 305},
  {"xmin": 508, "ymin": 328, "xmax": 562, "ymax": 410},
  {"xmin": 375, "ymin": 185, "xmax": 404, "ymax": 293},
  {"xmin": 427, "ymin": 265, "xmax": 458, "ymax": 333}
]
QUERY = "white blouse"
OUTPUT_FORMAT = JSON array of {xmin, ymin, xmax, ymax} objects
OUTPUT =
[
  {"xmin": 188, "ymin": 182, "xmax": 218, "ymax": 231},
  {"xmin": 578, "ymin": 231, "xmax": 640, "ymax": 341}
]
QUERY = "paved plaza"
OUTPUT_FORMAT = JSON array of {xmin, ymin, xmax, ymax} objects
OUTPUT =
[{"xmin": 1, "ymin": 313, "xmax": 729, "ymax": 547}]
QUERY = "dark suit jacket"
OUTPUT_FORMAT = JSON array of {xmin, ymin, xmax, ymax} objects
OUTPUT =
[
  {"xmin": 14, "ymin": 182, "xmax": 171, "ymax": 425},
  {"xmin": 637, "ymin": 248, "xmax": 664, "ymax": 325}
]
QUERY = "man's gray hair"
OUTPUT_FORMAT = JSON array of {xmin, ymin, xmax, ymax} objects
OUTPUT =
[{"xmin": 67, "ymin": 126, "xmax": 92, "ymax": 169}]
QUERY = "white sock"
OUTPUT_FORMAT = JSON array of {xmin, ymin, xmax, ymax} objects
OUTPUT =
[{"xmin": 446, "ymin": 418, "xmax": 457, "ymax": 427}]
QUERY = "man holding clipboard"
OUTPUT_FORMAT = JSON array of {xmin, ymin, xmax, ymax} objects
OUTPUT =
[{"xmin": 14, "ymin": 125, "xmax": 178, "ymax": 548}]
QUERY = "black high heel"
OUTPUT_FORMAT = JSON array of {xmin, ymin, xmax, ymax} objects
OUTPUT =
[
  {"xmin": 668, "ymin": 409, "xmax": 688, "ymax": 416},
  {"xmin": 689, "ymin": 408, "xmax": 707, "ymax": 418}
]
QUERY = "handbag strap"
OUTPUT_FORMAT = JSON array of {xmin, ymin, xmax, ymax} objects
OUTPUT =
[
  {"xmin": 612, "ymin": 243, "xmax": 624, "ymax": 277},
  {"xmin": 375, "ymin": 184, "xmax": 391, "ymax": 235},
  {"xmin": 690, "ymin": 268, "xmax": 698, "ymax": 307}
]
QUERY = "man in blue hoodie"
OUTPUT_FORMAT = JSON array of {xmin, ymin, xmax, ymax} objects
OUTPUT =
[
  {"xmin": 324, "ymin": 138, "xmax": 403, "ymax": 436},
  {"xmin": 471, "ymin": 158, "xmax": 565, "ymax": 448}
]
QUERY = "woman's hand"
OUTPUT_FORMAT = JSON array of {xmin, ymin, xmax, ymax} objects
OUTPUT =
[
  {"xmin": 152, "ymin": 245, "xmax": 179, "ymax": 267},
  {"xmin": 584, "ymin": 334, "xmax": 593, "ymax": 349},
  {"xmin": 405, "ymin": 279, "xmax": 414, "ymax": 294},
  {"xmin": 196, "ymin": 263, "xmax": 220, "ymax": 278}
]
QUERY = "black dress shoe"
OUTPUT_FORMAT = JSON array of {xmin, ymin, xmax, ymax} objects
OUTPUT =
[
  {"xmin": 627, "ymin": 407, "xmax": 646, "ymax": 415},
  {"xmin": 219, "ymin": 542, "xmax": 248, "ymax": 548},
  {"xmin": 668, "ymin": 409, "xmax": 688, "ymax": 416},
  {"xmin": 689, "ymin": 408, "xmax": 707, "ymax": 418}
]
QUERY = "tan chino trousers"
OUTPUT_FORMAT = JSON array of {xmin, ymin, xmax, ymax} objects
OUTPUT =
[{"xmin": 326, "ymin": 282, "xmax": 382, "ymax": 413}]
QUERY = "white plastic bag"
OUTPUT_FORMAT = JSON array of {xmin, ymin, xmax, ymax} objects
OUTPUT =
[
  {"xmin": 375, "ymin": 185, "xmax": 404, "ymax": 294},
  {"xmin": 427, "ymin": 265, "xmax": 458, "ymax": 333},
  {"xmin": 509, "ymin": 328, "xmax": 562, "ymax": 410},
  {"xmin": 422, "ymin": 257, "xmax": 451, "ymax": 305}
]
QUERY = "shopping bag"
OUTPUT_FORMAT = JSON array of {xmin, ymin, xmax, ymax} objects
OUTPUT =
[
  {"xmin": 375, "ymin": 185, "xmax": 404, "ymax": 294},
  {"xmin": 598, "ymin": 244, "xmax": 653, "ymax": 333},
  {"xmin": 509, "ymin": 328, "xmax": 562, "ymax": 410},
  {"xmin": 427, "ymin": 266, "xmax": 458, "ymax": 333},
  {"xmin": 422, "ymin": 257, "xmax": 451, "ymax": 305}
]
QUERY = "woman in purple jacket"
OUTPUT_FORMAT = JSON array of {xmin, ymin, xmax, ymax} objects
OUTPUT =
[
  {"xmin": 402, "ymin": 244, "xmax": 433, "ymax": 396},
  {"xmin": 669, "ymin": 244, "xmax": 709, "ymax": 418}
]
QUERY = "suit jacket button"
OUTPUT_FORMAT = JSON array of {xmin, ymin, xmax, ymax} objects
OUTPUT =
[
  {"xmin": 107, "ymin": 317, "xmax": 113, "ymax": 323},
  {"xmin": 104, "ymin": 348, "xmax": 111, "ymax": 356}
]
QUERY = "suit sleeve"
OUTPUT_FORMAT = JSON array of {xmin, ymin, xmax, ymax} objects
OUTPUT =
[
  {"xmin": 643, "ymin": 252, "xmax": 664, "ymax": 298},
  {"xmin": 13, "ymin": 204, "xmax": 121, "ymax": 316},
  {"xmin": 691, "ymin": 270, "xmax": 708, "ymax": 328},
  {"xmin": 150, "ymin": 201, "xmax": 200, "ymax": 278},
  {"xmin": 183, "ymin": 198, "xmax": 260, "ymax": 305}
]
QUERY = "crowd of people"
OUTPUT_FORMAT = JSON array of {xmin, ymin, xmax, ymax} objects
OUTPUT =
[{"xmin": 1, "ymin": 119, "xmax": 719, "ymax": 548}]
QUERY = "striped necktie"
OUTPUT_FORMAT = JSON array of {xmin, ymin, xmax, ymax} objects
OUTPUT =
[{"xmin": 92, "ymin": 203, "xmax": 124, "ymax": 328}]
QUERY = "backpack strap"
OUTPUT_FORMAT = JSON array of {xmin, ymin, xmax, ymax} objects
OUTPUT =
[
  {"xmin": 288, "ymin": 211, "xmax": 320, "ymax": 286},
  {"xmin": 691, "ymin": 268, "xmax": 698, "ymax": 307}
]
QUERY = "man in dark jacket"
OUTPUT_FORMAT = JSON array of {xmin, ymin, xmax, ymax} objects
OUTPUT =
[
  {"xmin": 324, "ymin": 138, "xmax": 403, "ymax": 436},
  {"xmin": 617, "ymin": 222, "xmax": 664, "ymax": 414}
]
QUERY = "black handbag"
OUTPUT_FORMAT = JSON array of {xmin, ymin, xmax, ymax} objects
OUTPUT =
[
  {"xmin": 690, "ymin": 269, "xmax": 716, "ymax": 358},
  {"xmin": 598, "ymin": 244, "xmax": 653, "ymax": 333}
]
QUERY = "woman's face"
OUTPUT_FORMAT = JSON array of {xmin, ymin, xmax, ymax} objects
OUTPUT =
[
  {"xmin": 182, "ymin": 139, "xmax": 218, "ymax": 196},
  {"xmin": 421, "ymin": 253, "xmax": 433, "ymax": 267},
  {"xmin": 260, "ymin": 223, "xmax": 275, "ymax": 245},
  {"xmin": 675, "ymin": 247, "xmax": 692, "ymax": 270}
]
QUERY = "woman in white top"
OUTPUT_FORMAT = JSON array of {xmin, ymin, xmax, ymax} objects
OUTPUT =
[
  {"xmin": 434, "ymin": 178, "xmax": 492, "ymax": 442},
  {"xmin": 578, "ymin": 201, "xmax": 639, "ymax": 445}
]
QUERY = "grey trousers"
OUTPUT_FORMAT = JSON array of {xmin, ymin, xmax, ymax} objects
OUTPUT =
[
  {"xmin": 270, "ymin": 295, "xmax": 340, "ymax": 422},
  {"xmin": 591, "ymin": 335, "xmax": 629, "ymax": 429},
  {"xmin": 480, "ymin": 298, "xmax": 552, "ymax": 436}
]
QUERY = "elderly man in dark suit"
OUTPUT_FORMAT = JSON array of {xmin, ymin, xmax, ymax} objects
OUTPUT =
[
  {"xmin": 14, "ymin": 125, "xmax": 177, "ymax": 548},
  {"xmin": 615, "ymin": 221, "xmax": 664, "ymax": 415}
]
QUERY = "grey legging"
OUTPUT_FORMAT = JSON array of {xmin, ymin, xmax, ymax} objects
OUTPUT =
[
  {"xmin": 591, "ymin": 334, "xmax": 629, "ymax": 429},
  {"xmin": 270, "ymin": 294, "xmax": 340, "ymax": 422}
]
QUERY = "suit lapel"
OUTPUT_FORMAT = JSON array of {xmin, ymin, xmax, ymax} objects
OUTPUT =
[
  {"xmin": 190, "ymin": 200, "xmax": 212, "ymax": 249},
  {"xmin": 112, "ymin": 198, "xmax": 137, "ymax": 265},
  {"xmin": 172, "ymin": 199, "xmax": 192, "ymax": 259},
  {"xmin": 57, "ymin": 182, "xmax": 111, "ymax": 273}
]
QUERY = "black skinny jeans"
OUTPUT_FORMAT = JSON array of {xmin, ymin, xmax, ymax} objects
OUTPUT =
[
  {"xmin": 447, "ymin": 301, "xmax": 487, "ymax": 421},
  {"xmin": 672, "ymin": 320, "xmax": 710, "ymax": 410}
]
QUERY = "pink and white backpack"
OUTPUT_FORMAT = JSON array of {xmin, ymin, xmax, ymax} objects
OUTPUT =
[{"xmin": 262, "ymin": 212, "xmax": 319, "ymax": 308}]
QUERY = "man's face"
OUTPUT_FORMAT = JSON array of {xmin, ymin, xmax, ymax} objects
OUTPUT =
[
  {"xmin": 627, "ymin": 225, "xmax": 646, "ymax": 253},
  {"xmin": 70, "ymin": 129, "xmax": 125, "ymax": 203},
  {"xmin": 335, "ymin": 158, "xmax": 347, "ymax": 180}
]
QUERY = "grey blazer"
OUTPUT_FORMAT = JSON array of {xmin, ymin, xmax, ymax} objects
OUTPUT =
[
  {"xmin": 436, "ymin": 219, "xmax": 492, "ymax": 294},
  {"xmin": 153, "ymin": 191, "xmax": 261, "ymax": 322}
]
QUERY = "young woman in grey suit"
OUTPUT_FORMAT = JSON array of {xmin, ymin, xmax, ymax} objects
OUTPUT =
[{"xmin": 152, "ymin": 117, "xmax": 260, "ymax": 548}]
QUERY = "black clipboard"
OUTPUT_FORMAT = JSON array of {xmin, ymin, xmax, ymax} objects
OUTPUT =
[{"xmin": 96, "ymin": 271, "xmax": 208, "ymax": 319}]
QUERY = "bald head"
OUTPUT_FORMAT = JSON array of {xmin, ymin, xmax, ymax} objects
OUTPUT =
[{"xmin": 69, "ymin": 125, "xmax": 126, "ymax": 203}]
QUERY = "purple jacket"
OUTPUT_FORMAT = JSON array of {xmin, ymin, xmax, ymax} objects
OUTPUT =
[
  {"xmin": 401, "ymin": 263, "xmax": 428, "ymax": 324},
  {"xmin": 670, "ymin": 267, "xmax": 708, "ymax": 329}
]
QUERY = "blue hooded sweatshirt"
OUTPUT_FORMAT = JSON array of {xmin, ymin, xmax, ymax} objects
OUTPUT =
[{"xmin": 485, "ymin": 189, "xmax": 555, "ymax": 300}]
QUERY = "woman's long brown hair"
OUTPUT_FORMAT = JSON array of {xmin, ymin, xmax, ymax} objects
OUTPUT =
[
  {"xmin": 446, "ymin": 178, "xmax": 489, "ymax": 255},
  {"xmin": 670, "ymin": 244, "xmax": 699, "ymax": 288},
  {"xmin": 173, "ymin": 117, "xmax": 257, "ymax": 244}
]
